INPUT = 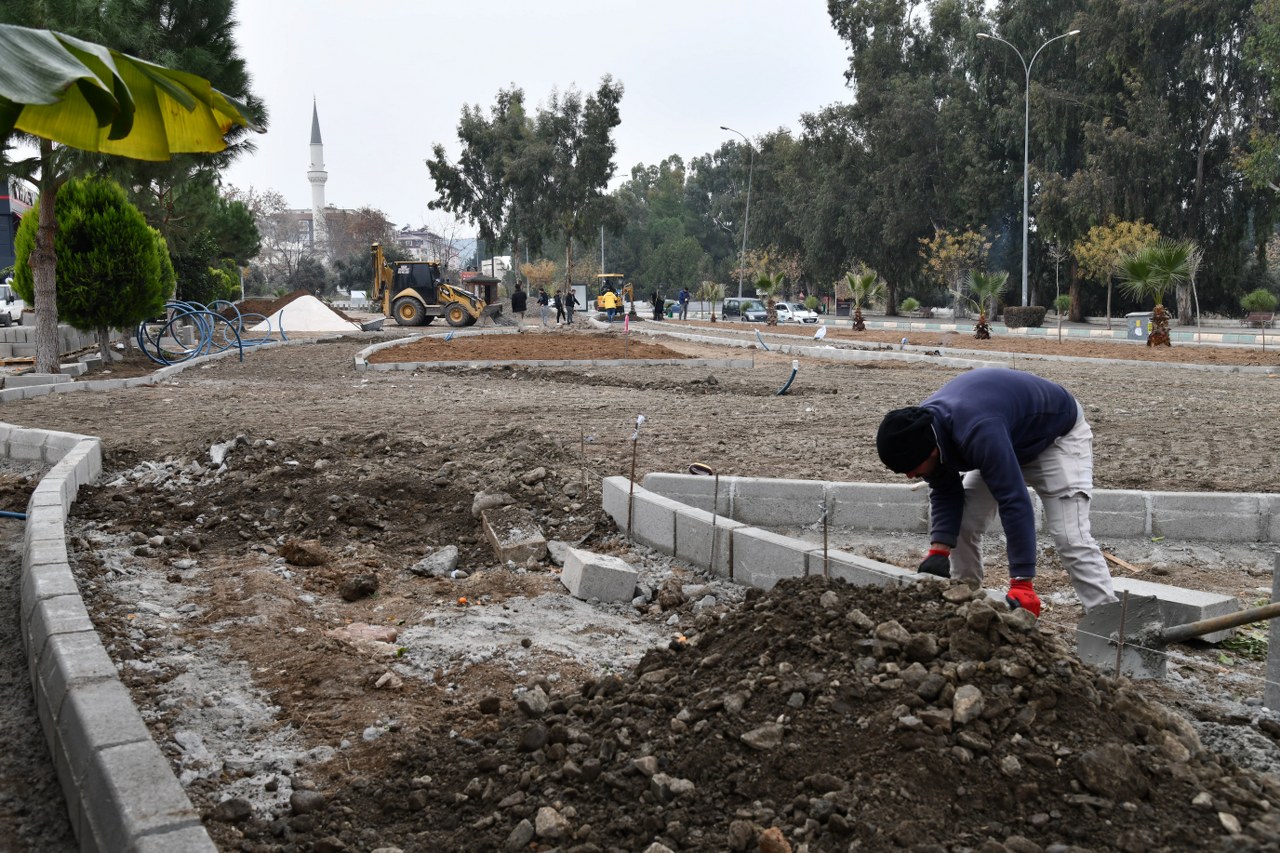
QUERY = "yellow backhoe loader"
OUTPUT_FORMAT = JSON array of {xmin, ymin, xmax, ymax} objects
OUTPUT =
[{"xmin": 371, "ymin": 243, "xmax": 502, "ymax": 327}]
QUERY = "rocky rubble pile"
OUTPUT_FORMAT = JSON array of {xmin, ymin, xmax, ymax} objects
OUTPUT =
[{"xmin": 226, "ymin": 576, "xmax": 1279, "ymax": 853}]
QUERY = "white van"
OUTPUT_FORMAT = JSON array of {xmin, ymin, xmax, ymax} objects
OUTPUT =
[{"xmin": 0, "ymin": 282, "xmax": 25, "ymax": 327}]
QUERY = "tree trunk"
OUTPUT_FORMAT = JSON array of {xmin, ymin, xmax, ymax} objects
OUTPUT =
[
  {"xmin": 1148, "ymin": 304, "xmax": 1172, "ymax": 347},
  {"xmin": 34, "ymin": 141, "xmax": 61, "ymax": 375},
  {"xmin": 96, "ymin": 326, "xmax": 113, "ymax": 363},
  {"xmin": 1175, "ymin": 281, "xmax": 1193, "ymax": 324},
  {"xmin": 1068, "ymin": 279, "xmax": 1083, "ymax": 323},
  {"xmin": 1105, "ymin": 280, "xmax": 1113, "ymax": 330}
]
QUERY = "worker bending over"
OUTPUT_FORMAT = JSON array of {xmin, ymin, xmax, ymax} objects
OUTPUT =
[{"xmin": 876, "ymin": 368, "xmax": 1117, "ymax": 616}]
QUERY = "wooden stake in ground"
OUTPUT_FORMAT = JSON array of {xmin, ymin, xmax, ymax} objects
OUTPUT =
[{"xmin": 1104, "ymin": 552, "xmax": 1144, "ymax": 573}]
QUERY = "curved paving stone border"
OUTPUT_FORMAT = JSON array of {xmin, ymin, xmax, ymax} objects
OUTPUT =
[
  {"xmin": 4, "ymin": 334, "xmax": 357, "ymax": 852},
  {"xmin": 8, "ymin": 423, "xmax": 216, "ymax": 852}
]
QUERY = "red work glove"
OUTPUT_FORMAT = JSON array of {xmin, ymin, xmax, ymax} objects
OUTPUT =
[
  {"xmin": 917, "ymin": 548, "xmax": 951, "ymax": 578},
  {"xmin": 1005, "ymin": 579, "xmax": 1041, "ymax": 617}
]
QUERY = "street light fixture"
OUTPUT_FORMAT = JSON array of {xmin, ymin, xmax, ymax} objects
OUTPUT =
[
  {"xmin": 977, "ymin": 28, "xmax": 1081, "ymax": 307},
  {"xmin": 720, "ymin": 125, "xmax": 754, "ymax": 298}
]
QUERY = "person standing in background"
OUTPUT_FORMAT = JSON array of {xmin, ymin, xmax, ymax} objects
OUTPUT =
[{"xmin": 537, "ymin": 287, "xmax": 550, "ymax": 326}]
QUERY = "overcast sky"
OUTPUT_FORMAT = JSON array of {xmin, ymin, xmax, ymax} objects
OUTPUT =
[{"xmin": 220, "ymin": 0, "xmax": 853, "ymax": 235}]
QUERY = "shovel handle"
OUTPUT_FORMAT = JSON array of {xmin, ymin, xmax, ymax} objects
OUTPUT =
[{"xmin": 1161, "ymin": 599, "xmax": 1280, "ymax": 645}]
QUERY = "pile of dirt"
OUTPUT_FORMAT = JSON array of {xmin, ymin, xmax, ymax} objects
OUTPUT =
[
  {"xmin": 367, "ymin": 331, "xmax": 696, "ymax": 363},
  {"xmin": 211, "ymin": 576, "xmax": 1280, "ymax": 852}
]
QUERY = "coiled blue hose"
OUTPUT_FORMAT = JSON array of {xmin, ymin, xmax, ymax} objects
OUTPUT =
[
  {"xmin": 776, "ymin": 359, "xmax": 799, "ymax": 395},
  {"xmin": 136, "ymin": 300, "xmax": 285, "ymax": 365}
]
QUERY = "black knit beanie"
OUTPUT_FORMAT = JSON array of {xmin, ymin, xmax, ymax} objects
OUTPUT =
[{"xmin": 876, "ymin": 407, "xmax": 936, "ymax": 473}]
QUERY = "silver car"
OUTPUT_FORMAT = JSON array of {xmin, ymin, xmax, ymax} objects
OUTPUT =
[{"xmin": 722, "ymin": 297, "xmax": 767, "ymax": 322}]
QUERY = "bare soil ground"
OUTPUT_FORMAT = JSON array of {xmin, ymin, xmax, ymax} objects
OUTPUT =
[{"xmin": 4, "ymin": 321, "xmax": 1280, "ymax": 853}]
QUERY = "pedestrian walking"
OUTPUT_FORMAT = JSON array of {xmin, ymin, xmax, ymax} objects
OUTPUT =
[
  {"xmin": 510, "ymin": 282, "xmax": 528, "ymax": 325},
  {"xmin": 875, "ymin": 368, "xmax": 1117, "ymax": 616},
  {"xmin": 553, "ymin": 291, "xmax": 565, "ymax": 324},
  {"xmin": 537, "ymin": 287, "xmax": 550, "ymax": 326},
  {"xmin": 678, "ymin": 287, "xmax": 691, "ymax": 320}
]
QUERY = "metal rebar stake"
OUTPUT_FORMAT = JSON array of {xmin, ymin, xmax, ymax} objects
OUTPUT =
[{"xmin": 1114, "ymin": 590, "xmax": 1131, "ymax": 677}]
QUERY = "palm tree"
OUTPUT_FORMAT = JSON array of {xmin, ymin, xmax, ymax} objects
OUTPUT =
[
  {"xmin": 1116, "ymin": 240, "xmax": 1201, "ymax": 347},
  {"xmin": 696, "ymin": 280, "xmax": 725, "ymax": 322},
  {"xmin": 964, "ymin": 270, "xmax": 1009, "ymax": 340},
  {"xmin": 755, "ymin": 272, "xmax": 784, "ymax": 326},
  {"xmin": 844, "ymin": 270, "xmax": 885, "ymax": 332}
]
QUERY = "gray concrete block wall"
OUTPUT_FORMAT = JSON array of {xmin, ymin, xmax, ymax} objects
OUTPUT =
[
  {"xmin": 1090, "ymin": 490, "xmax": 1151, "ymax": 538},
  {"xmin": 1112, "ymin": 577, "xmax": 1241, "ymax": 643},
  {"xmin": 727, "ymin": 527, "xmax": 810, "ymax": 591},
  {"xmin": 828, "ymin": 482, "xmax": 930, "ymax": 533},
  {"xmin": 1151, "ymin": 492, "xmax": 1267, "ymax": 542},
  {"xmin": 637, "ymin": 472, "xmax": 728, "ymax": 515},
  {"xmin": 729, "ymin": 477, "xmax": 829, "ymax": 527},
  {"xmin": 640, "ymin": 473, "xmax": 1280, "ymax": 547},
  {"xmin": 3, "ymin": 421, "xmax": 217, "ymax": 853},
  {"xmin": 825, "ymin": 550, "xmax": 917, "ymax": 588},
  {"xmin": 673, "ymin": 505, "xmax": 743, "ymax": 579},
  {"xmin": 628, "ymin": 491, "xmax": 682, "ymax": 552}
]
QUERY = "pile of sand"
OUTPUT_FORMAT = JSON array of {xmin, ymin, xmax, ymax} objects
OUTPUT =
[{"xmin": 248, "ymin": 294, "xmax": 361, "ymax": 333}]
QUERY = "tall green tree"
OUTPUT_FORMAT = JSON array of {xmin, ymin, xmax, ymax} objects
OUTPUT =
[
  {"xmin": 12, "ymin": 177, "xmax": 170, "ymax": 360},
  {"xmin": 531, "ymin": 77, "xmax": 624, "ymax": 286},
  {"xmin": 427, "ymin": 87, "xmax": 539, "ymax": 272}
]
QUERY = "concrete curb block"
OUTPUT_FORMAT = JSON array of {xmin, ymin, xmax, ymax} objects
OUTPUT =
[
  {"xmin": 602, "ymin": 476, "xmax": 919, "ymax": 592},
  {"xmin": 5, "ymin": 422, "xmax": 216, "ymax": 851}
]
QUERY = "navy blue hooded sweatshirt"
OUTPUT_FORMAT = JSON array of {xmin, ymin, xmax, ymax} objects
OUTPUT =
[{"xmin": 920, "ymin": 369, "xmax": 1079, "ymax": 578}]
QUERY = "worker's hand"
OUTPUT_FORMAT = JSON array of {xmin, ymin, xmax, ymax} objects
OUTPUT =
[
  {"xmin": 917, "ymin": 549, "xmax": 951, "ymax": 578},
  {"xmin": 1005, "ymin": 579, "xmax": 1041, "ymax": 617}
]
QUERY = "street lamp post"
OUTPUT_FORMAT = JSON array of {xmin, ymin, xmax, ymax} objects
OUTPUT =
[
  {"xmin": 977, "ymin": 28, "xmax": 1080, "ymax": 307},
  {"xmin": 720, "ymin": 125, "xmax": 754, "ymax": 298}
]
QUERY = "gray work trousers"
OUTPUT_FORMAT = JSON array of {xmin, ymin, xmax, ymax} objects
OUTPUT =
[{"xmin": 949, "ymin": 405, "xmax": 1118, "ymax": 612}]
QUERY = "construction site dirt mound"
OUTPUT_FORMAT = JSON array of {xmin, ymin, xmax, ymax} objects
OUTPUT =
[{"xmin": 311, "ymin": 576, "xmax": 1280, "ymax": 852}]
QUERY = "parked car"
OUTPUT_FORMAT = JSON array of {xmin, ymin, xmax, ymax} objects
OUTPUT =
[
  {"xmin": 774, "ymin": 301, "xmax": 820, "ymax": 324},
  {"xmin": 0, "ymin": 282, "xmax": 25, "ymax": 327},
  {"xmin": 722, "ymin": 297, "xmax": 767, "ymax": 322}
]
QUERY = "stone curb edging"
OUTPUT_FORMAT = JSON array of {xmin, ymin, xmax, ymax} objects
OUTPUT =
[
  {"xmin": 5, "ymin": 422, "xmax": 217, "ymax": 852},
  {"xmin": 3, "ymin": 333, "xmax": 366, "ymax": 851},
  {"xmin": 635, "ymin": 473, "xmax": 1280, "ymax": 545}
]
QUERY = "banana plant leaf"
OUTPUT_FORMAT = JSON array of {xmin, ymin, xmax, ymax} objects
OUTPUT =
[{"xmin": 0, "ymin": 23, "xmax": 261, "ymax": 160}]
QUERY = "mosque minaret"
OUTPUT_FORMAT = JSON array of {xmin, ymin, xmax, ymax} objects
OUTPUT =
[{"xmin": 307, "ymin": 99, "xmax": 329, "ymax": 256}]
